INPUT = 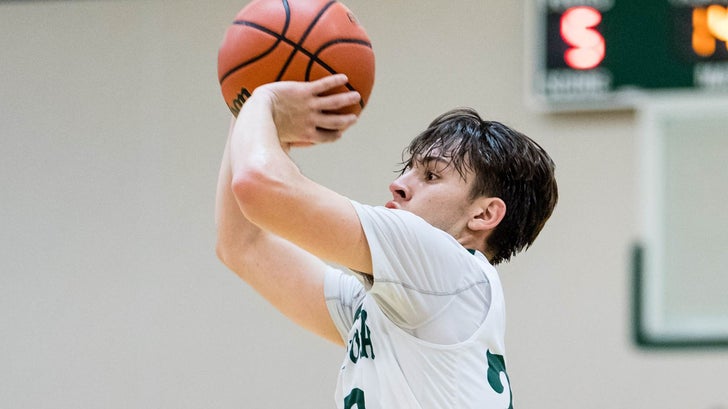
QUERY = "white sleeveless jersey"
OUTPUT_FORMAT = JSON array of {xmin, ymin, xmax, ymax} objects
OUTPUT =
[{"xmin": 324, "ymin": 202, "xmax": 514, "ymax": 409}]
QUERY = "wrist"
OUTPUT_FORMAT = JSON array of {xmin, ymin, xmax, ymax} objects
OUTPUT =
[{"xmin": 247, "ymin": 88, "xmax": 275, "ymax": 111}]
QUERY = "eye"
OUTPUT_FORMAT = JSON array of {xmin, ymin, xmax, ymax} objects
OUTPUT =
[{"xmin": 425, "ymin": 170, "xmax": 439, "ymax": 181}]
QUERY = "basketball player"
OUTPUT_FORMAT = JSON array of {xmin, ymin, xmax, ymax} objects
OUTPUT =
[{"xmin": 215, "ymin": 74, "xmax": 558, "ymax": 408}]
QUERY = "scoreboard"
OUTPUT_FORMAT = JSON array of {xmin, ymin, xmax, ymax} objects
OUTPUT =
[{"xmin": 533, "ymin": 0, "xmax": 728, "ymax": 110}]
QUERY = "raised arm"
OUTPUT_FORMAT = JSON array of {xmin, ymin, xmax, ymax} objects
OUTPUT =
[
  {"xmin": 229, "ymin": 75, "xmax": 373, "ymax": 274},
  {"xmin": 215, "ymin": 120, "xmax": 344, "ymax": 345}
]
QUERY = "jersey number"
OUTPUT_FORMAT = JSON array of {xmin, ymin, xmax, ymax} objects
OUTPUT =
[
  {"xmin": 487, "ymin": 350, "xmax": 513, "ymax": 409},
  {"xmin": 344, "ymin": 388, "xmax": 366, "ymax": 409},
  {"xmin": 343, "ymin": 353, "xmax": 510, "ymax": 409}
]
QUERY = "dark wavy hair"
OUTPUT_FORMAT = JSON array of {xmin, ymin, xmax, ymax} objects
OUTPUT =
[{"xmin": 399, "ymin": 108, "xmax": 558, "ymax": 265}]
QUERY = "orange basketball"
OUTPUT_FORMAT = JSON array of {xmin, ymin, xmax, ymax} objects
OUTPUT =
[{"xmin": 217, "ymin": 0, "xmax": 375, "ymax": 117}]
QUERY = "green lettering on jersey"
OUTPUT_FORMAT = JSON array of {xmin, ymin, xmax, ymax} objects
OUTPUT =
[
  {"xmin": 358, "ymin": 308, "xmax": 375, "ymax": 359},
  {"xmin": 487, "ymin": 350, "xmax": 513, "ymax": 409},
  {"xmin": 344, "ymin": 388, "xmax": 366, "ymax": 409},
  {"xmin": 348, "ymin": 304, "xmax": 375, "ymax": 364}
]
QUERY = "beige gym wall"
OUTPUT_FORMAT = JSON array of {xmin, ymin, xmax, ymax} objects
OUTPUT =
[{"xmin": 1, "ymin": 1, "xmax": 726, "ymax": 408}]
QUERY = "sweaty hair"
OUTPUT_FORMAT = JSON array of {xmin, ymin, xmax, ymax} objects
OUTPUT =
[{"xmin": 398, "ymin": 108, "xmax": 558, "ymax": 265}]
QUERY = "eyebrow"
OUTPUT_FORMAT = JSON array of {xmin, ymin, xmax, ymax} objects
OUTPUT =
[
  {"xmin": 415, "ymin": 153, "xmax": 470, "ymax": 181},
  {"xmin": 419, "ymin": 156, "xmax": 452, "ymax": 168}
]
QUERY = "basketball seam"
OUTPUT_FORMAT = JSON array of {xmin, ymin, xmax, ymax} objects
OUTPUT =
[
  {"xmin": 306, "ymin": 38, "xmax": 373, "ymax": 108},
  {"xmin": 276, "ymin": 0, "xmax": 337, "ymax": 82},
  {"xmin": 219, "ymin": 22, "xmax": 286, "ymax": 84},
  {"xmin": 220, "ymin": 26, "xmax": 372, "ymax": 86},
  {"xmin": 219, "ymin": 0, "xmax": 292, "ymax": 84}
]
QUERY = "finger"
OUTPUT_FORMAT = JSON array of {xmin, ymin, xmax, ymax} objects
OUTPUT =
[
  {"xmin": 314, "ymin": 91, "xmax": 361, "ymax": 111},
  {"xmin": 309, "ymin": 74, "xmax": 349, "ymax": 94},
  {"xmin": 288, "ymin": 141, "xmax": 316, "ymax": 148},
  {"xmin": 313, "ymin": 127, "xmax": 344, "ymax": 143},
  {"xmin": 315, "ymin": 112, "xmax": 358, "ymax": 132}
]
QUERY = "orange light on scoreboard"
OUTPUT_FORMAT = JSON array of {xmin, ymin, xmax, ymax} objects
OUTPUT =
[
  {"xmin": 560, "ymin": 6, "xmax": 606, "ymax": 70},
  {"xmin": 693, "ymin": 5, "xmax": 728, "ymax": 57}
]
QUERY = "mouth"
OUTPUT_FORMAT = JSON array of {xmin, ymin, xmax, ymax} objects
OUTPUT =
[{"xmin": 385, "ymin": 201, "xmax": 399, "ymax": 209}]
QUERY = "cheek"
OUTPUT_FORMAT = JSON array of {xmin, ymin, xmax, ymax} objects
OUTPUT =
[{"xmin": 420, "ymin": 194, "xmax": 457, "ymax": 222}]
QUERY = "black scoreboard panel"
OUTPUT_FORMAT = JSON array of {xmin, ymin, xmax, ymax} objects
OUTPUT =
[{"xmin": 533, "ymin": 0, "xmax": 728, "ymax": 110}]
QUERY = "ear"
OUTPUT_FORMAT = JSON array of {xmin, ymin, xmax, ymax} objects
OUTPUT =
[{"xmin": 467, "ymin": 197, "xmax": 506, "ymax": 232}]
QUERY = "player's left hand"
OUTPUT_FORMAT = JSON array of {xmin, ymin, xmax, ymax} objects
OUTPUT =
[{"xmin": 252, "ymin": 74, "xmax": 360, "ymax": 147}]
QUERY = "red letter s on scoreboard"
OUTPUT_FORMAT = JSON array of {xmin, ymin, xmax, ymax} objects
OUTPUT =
[{"xmin": 560, "ymin": 6, "xmax": 606, "ymax": 70}]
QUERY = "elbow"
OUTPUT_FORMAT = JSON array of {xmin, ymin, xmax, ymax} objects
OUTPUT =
[
  {"xmin": 231, "ymin": 164, "xmax": 281, "ymax": 222},
  {"xmin": 231, "ymin": 166, "xmax": 266, "ymax": 213},
  {"xmin": 215, "ymin": 230, "xmax": 254, "ymax": 275},
  {"xmin": 230, "ymin": 173, "xmax": 254, "ymax": 207},
  {"xmin": 215, "ymin": 237, "xmax": 230, "ymax": 267},
  {"xmin": 215, "ymin": 228, "xmax": 237, "ymax": 271},
  {"xmin": 215, "ymin": 165, "xmax": 270, "ymax": 276}
]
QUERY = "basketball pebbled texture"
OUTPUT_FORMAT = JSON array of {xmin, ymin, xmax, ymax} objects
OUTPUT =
[{"xmin": 218, "ymin": 0, "xmax": 375, "ymax": 116}]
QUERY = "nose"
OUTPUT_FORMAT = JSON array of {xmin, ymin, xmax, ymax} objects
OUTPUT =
[{"xmin": 389, "ymin": 175, "xmax": 410, "ymax": 201}]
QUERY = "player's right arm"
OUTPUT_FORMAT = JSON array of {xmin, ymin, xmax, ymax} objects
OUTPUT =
[{"xmin": 215, "ymin": 120, "xmax": 344, "ymax": 346}]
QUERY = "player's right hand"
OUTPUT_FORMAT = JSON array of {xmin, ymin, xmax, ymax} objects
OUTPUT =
[{"xmin": 252, "ymin": 74, "xmax": 360, "ymax": 147}]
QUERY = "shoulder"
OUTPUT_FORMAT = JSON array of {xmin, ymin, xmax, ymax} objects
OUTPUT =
[{"xmin": 350, "ymin": 200, "xmax": 451, "ymax": 245}]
